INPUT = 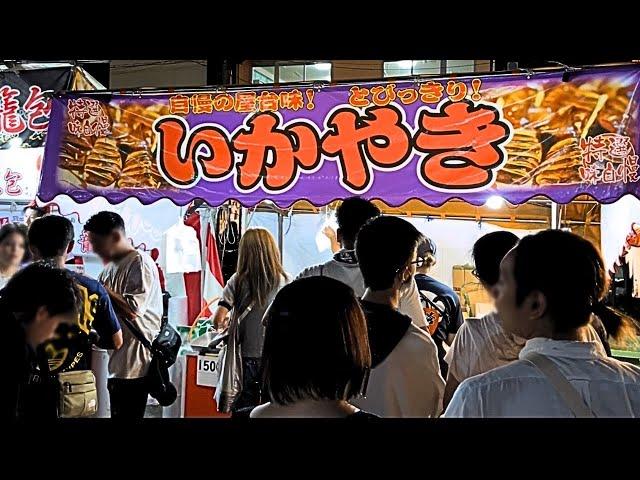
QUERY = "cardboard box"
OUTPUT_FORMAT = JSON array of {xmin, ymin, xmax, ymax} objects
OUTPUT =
[
  {"xmin": 460, "ymin": 283, "xmax": 492, "ymax": 317},
  {"xmin": 452, "ymin": 265, "xmax": 476, "ymax": 290},
  {"xmin": 452, "ymin": 267, "xmax": 466, "ymax": 291},
  {"xmin": 474, "ymin": 302, "xmax": 494, "ymax": 318}
]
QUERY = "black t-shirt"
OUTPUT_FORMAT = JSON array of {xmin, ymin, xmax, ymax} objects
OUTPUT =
[
  {"xmin": 39, "ymin": 271, "xmax": 121, "ymax": 377},
  {"xmin": 0, "ymin": 314, "xmax": 56, "ymax": 420},
  {"xmin": 1, "ymin": 317, "xmax": 30, "ymax": 420}
]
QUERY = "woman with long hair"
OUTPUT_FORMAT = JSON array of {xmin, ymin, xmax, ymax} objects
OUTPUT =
[
  {"xmin": 0, "ymin": 223, "xmax": 28, "ymax": 289},
  {"xmin": 445, "ymin": 230, "xmax": 640, "ymax": 417},
  {"xmin": 213, "ymin": 227, "xmax": 289, "ymax": 411}
]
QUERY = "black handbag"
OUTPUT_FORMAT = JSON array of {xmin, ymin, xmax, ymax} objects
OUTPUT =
[{"xmin": 120, "ymin": 316, "xmax": 182, "ymax": 406}]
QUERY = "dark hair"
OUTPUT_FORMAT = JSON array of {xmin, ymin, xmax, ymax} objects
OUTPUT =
[
  {"xmin": 28, "ymin": 215, "xmax": 74, "ymax": 258},
  {"xmin": 0, "ymin": 261, "xmax": 80, "ymax": 325},
  {"xmin": 23, "ymin": 205, "xmax": 47, "ymax": 217},
  {"xmin": 356, "ymin": 216, "xmax": 422, "ymax": 290},
  {"xmin": 261, "ymin": 276, "xmax": 371, "ymax": 405},
  {"xmin": 336, "ymin": 197, "xmax": 381, "ymax": 247},
  {"xmin": 513, "ymin": 229, "xmax": 636, "ymax": 340},
  {"xmin": 472, "ymin": 231, "xmax": 519, "ymax": 286},
  {"xmin": 84, "ymin": 211, "xmax": 125, "ymax": 236},
  {"xmin": 0, "ymin": 223, "xmax": 28, "ymax": 262}
]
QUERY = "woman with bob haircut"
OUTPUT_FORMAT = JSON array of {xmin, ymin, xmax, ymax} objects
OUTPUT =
[{"xmin": 249, "ymin": 276, "xmax": 376, "ymax": 418}]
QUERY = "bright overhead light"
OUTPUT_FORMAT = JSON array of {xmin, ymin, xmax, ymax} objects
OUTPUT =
[{"xmin": 485, "ymin": 195, "xmax": 505, "ymax": 210}]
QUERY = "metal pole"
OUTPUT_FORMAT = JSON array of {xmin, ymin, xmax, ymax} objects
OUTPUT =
[
  {"xmin": 241, "ymin": 206, "xmax": 249, "ymax": 234},
  {"xmin": 277, "ymin": 212, "xmax": 284, "ymax": 262},
  {"xmin": 551, "ymin": 202, "xmax": 559, "ymax": 229}
]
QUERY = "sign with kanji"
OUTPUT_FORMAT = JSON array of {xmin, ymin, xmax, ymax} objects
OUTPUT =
[
  {"xmin": 0, "ymin": 67, "xmax": 81, "ymax": 202},
  {"xmin": 0, "ymin": 68, "xmax": 72, "ymax": 149},
  {"xmin": 40, "ymin": 64, "xmax": 640, "ymax": 207},
  {"xmin": 0, "ymin": 148, "xmax": 43, "ymax": 201}
]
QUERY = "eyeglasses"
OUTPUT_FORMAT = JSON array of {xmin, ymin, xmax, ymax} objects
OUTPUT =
[
  {"xmin": 412, "ymin": 258, "xmax": 426, "ymax": 268},
  {"xmin": 395, "ymin": 258, "xmax": 425, "ymax": 275}
]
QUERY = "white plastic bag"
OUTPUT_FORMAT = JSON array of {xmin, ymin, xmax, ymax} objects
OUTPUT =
[{"xmin": 159, "ymin": 222, "xmax": 202, "ymax": 274}]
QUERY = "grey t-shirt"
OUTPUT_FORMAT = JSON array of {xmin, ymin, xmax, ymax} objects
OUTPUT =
[
  {"xmin": 296, "ymin": 250, "xmax": 427, "ymax": 329},
  {"xmin": 99, "ymin": 250, "xmax": 163, "ymax": 379},
  {"xmin": 220, "ymin": 273, "xmax": 287, "ymax": 358}
]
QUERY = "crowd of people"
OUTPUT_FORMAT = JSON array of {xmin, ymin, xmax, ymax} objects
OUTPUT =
[
  {"xmin": 2, "ymin": 197, "xmax": 640, "ymax": 420},
  {"xmin": 2, "ymin": 210, "xmax": 159, "ymax": 420}
]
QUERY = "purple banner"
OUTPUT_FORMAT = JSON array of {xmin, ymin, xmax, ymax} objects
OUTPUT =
[{"xmin": 40, "ymin": 64, "xmax": 640, "ymax": 207}]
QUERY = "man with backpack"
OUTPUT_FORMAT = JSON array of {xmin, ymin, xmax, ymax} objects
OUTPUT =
[{"xmin": 414, "ymin": 236, "xmax": 464, "ymax": 378}]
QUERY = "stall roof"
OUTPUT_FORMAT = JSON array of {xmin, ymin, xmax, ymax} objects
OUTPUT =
[
  {"xmin": 37, "ymin": 63, "xmax": 640, "ymax": 211},
  {"xmin": 261, "ymin": 195, "xmax": 600, "ymax": 227},
  {"xmin": 0, "ymin": 62, "xmax": 75, "ymax": 71}
]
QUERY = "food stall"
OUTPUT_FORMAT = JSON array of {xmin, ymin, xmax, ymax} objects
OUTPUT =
[
  {"xmin": 0, "ymin": 63, "xmax": 105, "ymax": 215},
  {"xmin": 600, "ymin": 194, "xmax": 640, "ymax": 363},
  {"xmin": 38, "ymin": 62, "xmax": 640, "ymax": 416}
]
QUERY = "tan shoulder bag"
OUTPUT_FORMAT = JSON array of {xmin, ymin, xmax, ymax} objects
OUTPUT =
[{"xmin": 57, "ymin": 370, "xmax": 98, "ymax": 418}]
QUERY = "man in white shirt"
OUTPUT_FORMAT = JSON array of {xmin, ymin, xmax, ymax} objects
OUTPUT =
[
  {"xmin": 85, "ymin": 211, "xmax": 163, "ymax": 419},
  {"xmin": 444, "ymin": 337, "xmax": 640, "ymax": 417},
  {"xmin": 445, "ymin": 230, "xmax": 640, "ymax": 417},
  {"xmin": 444, "ymin": 231, "xmax": 611, "ymax": 410},
  {"xmin": 354, "ymin": 215, "xmax": 444, "ymax": 417},
  {"xmin": 297, "ymin": 197, "xmax": 427, "ymax": 329}
]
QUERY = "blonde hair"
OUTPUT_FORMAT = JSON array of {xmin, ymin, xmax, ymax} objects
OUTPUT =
[
  {"xmin": 424, "ymin": 253, "xmax": 436, "ymax": 270},
  {"xmin": 236, "ymin": 228, "xmax": 287, "ymax": 308}
]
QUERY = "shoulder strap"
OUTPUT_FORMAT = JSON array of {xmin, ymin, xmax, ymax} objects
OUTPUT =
[
  {"xmin": 104, "ymin": 284, "xmax": 153, "ymax": 351},
  {"xmin": 419, "ymin": 290, "xmax": 446, "ymax": 316},
  {"xmin": 523, "ymin": 352, "xmax": 595, "ymax": 418},
  {"xmin": 120, "ymin": 315, "xmax": 153, "ymax": 351},
  {"xmin": 234, "ymin": 301, "xmax": 254, "ymax": 326}
]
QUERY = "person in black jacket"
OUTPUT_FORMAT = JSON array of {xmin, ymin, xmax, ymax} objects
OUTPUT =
[{"xmin": 1, "ymin": 262, "xmax": 80, "ymax": 420}]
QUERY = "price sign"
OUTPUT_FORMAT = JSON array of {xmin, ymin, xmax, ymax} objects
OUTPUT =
[{"xmin": 196, "ymin": 354, "xmax": 220, "ymax": 387}]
